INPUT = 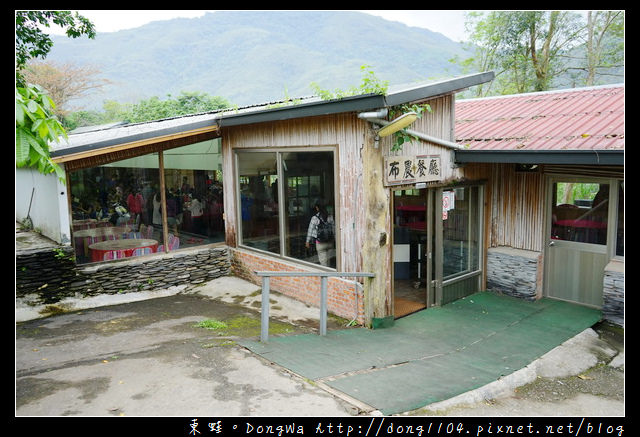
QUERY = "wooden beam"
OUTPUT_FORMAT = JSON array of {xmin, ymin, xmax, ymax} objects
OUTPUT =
[{"xmin": 53, "ymin": 126, "xmax": 220, "ymax": 165}]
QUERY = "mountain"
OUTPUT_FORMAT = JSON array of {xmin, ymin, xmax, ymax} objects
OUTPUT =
[{"xmin": 47, "ymin": 11, "xmax": 470, "ymax": 110}]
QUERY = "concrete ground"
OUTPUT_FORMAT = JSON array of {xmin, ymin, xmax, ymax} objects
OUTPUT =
[
  {"xmin": 16, "ymin": 276, "xmax": 624, "ymax": 417},
  {"xmin": 16, "ymin": 277, "xmax": 357, "ymax": 416}
]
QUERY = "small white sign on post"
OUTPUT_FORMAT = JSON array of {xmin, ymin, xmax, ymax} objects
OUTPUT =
[
  {"xmin": 384, "ymin": 155, "xmax": 441, "ymax": 186},
  {"xmin": 442, "ymin": 190, "xmax": 455, "ymax": 220}
]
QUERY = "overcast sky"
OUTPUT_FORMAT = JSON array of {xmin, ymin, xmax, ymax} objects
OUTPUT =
[{"xmin": 42, "ymin": 10, "xmax": 473, "ymax": 42}]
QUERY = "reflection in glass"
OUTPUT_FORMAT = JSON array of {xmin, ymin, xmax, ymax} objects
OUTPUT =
[
  {"xmin": 69, "ymin": 139, "xmax": 225, "ymax": 264},
  {"xmin": 237, "ymin": 152, "xmax": 279, "ymax": 254},
  {"xmin": 551, "ymin": 182, "xmax": 609, "ymax": 245},
  {"xmin": 162, "ymin": 141, "xmax": 225, "ymax": 247},
  {"xmin": 282, "ymin": 151, "xmax": 335, "ymax": 267},
  {"xmin": 69, "ymin": 155, "xmax": 160, "ymax": 264}
]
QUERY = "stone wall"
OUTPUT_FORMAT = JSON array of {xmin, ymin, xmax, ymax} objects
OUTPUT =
[
  {"xmin": 602, "ymin": 261, "xmax": 624, "ymax": 327},
  {"xmin": 486, "ymin": 246, "xmax": 541, "ymax": 301},
  {"xmin": 16, "ymin": 245, "xmax": 230, "ymax": 306}
]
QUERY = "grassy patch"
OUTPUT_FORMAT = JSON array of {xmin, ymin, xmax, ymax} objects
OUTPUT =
[
  {"xmin": 193, "ymin": 315, "xmax": 294, "ymax": 338},
  {"xmin": 193, "ymin": 319, "xmax": 228, "ymax": 331}
]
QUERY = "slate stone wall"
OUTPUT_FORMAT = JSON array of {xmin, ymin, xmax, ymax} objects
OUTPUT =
[
  {"xmin": 603, "ymin": 263, "xmax": 624, "ymax": 327},
  {"xmin": 486, "ymin": 247, "xmax": 541, "ymax": 301},
  {"xmin": 16, "ymin": 245, "xmax": 230, "ymax": 305}
]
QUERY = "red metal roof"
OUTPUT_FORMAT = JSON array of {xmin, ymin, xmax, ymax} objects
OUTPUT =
[{"xmin": 455, "ymin": 85, "xmax": 624, "ymax": 151}]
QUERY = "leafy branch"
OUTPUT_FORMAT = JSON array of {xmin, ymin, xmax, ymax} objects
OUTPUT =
[
  {"xmin": 388, "ymin": 103, "xmax": 432, "ymax": 152},
  {"xmin": 16, "ymin": 84, "xmax": 67, "ymax": 182},
  {"xmin": 310, "ymin": 65, "xmax": 433, "ymax": 152},
  {"xmin": 310, "ymin": 64, "xmax": 389, "ymax": 99}
]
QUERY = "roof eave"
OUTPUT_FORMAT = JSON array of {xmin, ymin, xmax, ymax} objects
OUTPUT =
[
  {"xmin": 384, "ymin": 71, "xmax": 495, "ymax": 107},
  {"xmin": 454, "ymin": 149, "xmax": 624, "ymax": 166},
  {"xmin": 220, "ymin": 71, "xmax": 496, "ymax": 127}
]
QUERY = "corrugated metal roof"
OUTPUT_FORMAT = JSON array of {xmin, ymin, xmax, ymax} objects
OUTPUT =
[
  {"xmin": 455, "ymin": 84, "xmax": 624, "ymax": 151},
  {"xmin": 51, "ymin": 72, "xmax": 494, "ymax": 160}
]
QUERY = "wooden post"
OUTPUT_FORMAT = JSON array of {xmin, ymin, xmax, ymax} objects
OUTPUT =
[{"xmin": 158, "ymin": 151, "xmax": 169, "ymax": 252}]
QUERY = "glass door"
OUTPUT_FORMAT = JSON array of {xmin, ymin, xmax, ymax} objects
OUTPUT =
[
  {"xmin": 392, "ymin": 184, "xmax": 483, "ymax": 317},
  {"xmin": 440, "ymin": 185, "xmax": 482, "ymax": 305},
  {"xmin": 546, "ymin": 178, "xmax": 613, "ymax": 307}
]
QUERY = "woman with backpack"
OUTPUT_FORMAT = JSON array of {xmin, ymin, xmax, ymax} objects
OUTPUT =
[{"xmin": 305, "ymin": 202, "xmax": 335, "ymax": 267}]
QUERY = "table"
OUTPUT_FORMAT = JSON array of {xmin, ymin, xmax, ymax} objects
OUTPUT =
[
  {"xmin": 73, "ymin": 226, "xmax": 131, "ymax": 239},
  {"xmin": 72, "ymin": 218, "xmax": 111, "ymax": 230},
  {"xmin": 89, "ymin": 238, "xmax": 158, "ymax": 262},
  {"xmin": 73, "ymin": 226, "xmax": 132, "ymax": 257}
]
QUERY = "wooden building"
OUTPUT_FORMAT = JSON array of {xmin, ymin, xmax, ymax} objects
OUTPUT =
[
  {"xmin": 455, "ymin": 85, "xmax": 624, "ymax": 326},
  {"xmin": 219, "ymin": 72, "xmax": 494, "ymax": 326},
  {"xmin": 18, "ymin": 75, "xmax": 623, "ymax": 327}
]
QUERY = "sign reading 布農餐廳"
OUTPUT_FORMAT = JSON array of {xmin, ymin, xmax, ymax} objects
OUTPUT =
[{"xmin": 384, "ymin": 155, "xmax": 441, "ymax": 186}]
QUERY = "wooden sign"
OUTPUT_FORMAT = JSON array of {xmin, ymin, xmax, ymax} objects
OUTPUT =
[{"xmin": 384, "ymin": 154, "xmax": 441, "ymax": 186}]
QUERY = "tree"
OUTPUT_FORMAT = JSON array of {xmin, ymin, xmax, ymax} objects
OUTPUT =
[
  {"xmin": 16, "ymin": 11, "xmax": 95, "ymax": 180},
  {"xmin": 16, "ymin": 11, "xmax": 96, "ymax": 86},
  {"xmin": 574, "ymin": 11, "xmax": 624, "ymax": 86},
  {"xmin": 124, "ymin": 92, "xmax": 232, "ymax": 123},
  {"xmin": 457, "ymin": 11, "xmax": 587, "ymax": 95},
  {"xmin": 23, "ymin": 60, "xmax": 111, "ymax": 118}
]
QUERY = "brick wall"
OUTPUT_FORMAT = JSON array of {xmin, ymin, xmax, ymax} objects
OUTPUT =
[{"xmin": 231, "ymin": 248, "xmax": 364, "ymax": 323}]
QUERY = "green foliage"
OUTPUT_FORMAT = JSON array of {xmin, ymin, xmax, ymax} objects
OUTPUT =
[
  {"xmin": 16, "ymin": 11, "xmax": 96, "ymax": 182},
  {"xmin": 16, "ymin": 84, "xmax": 66, "ymax": 181},
  {"xmin": 389, "ymin": 103, "xmax": 432, "ymax": 152},
  {"xmin": 311, "ymin": 65, "xmax": 435, "ymax": 152},
  {"xmin": 64, "ymin": 91, "xmax": 232, "ymax": 128},
  {"xmin": 453, "ymin": 11, "xmax": 624, "ymax": 96},
  {"xmin": 310, "ymin": 64, "xmax": 388, "ymax": 99},
  {"xmin": 15, "ymin": 11, "xmax": 95, "ymax": 86},
  {"xmin": 194, "ymin": 319, "xmax": 228, "ymax": 331}
]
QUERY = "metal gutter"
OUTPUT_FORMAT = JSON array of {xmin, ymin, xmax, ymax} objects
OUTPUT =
[
  {"xmin": 384, "ymin": 71, "xmax": 495, "ymax": 107},
  {"xmin": 219, "ymin": 94, "xmax": 387, "ymax": 127},
  {"xmin": 454, "ymin": 149, "xmax": 624, "ymax": 165}
]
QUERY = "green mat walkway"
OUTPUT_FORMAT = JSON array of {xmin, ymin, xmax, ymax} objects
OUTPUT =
[{"xmin": 239, "ymin": 291, "xmax": 601, "ymax": 415}]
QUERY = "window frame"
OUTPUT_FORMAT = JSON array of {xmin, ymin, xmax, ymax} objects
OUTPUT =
[
  {"xmin": 68, "ymin": 138, "xmax": 225, "ymax": 264},
  {"xmin": 234, "ymin": 146, "xmax": 339, "ymax": 270},
  {"xmin": 546, "ymin": 175, "xmax": 624, "ymax": 261}
]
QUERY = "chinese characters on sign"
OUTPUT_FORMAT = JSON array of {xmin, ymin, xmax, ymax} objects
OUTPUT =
[{"xmin": 384, "ymin": 155, "xmax": 441, "ymax": 186}]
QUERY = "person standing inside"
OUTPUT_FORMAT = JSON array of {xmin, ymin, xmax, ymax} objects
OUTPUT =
[
  {"xmin": 126, "ymin": 186, "xmax": 144, "ymax": 231},
  {"xmin": 305, "ymin": 202, "xmax": 335, "ymax": 267},
  {"xmin": 189, "ymin": 193, "xmax": 204, "ymax": 236}
]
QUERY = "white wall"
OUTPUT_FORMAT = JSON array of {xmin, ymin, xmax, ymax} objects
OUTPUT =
[{"xmin": 16, "ymin": 167, "xmax": 71, "ymax": 245}]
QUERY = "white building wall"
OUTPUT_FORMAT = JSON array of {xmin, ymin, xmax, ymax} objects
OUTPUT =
[{"xmin": 16, "ymin": 166, "xmax": 71, "ymax": 245}]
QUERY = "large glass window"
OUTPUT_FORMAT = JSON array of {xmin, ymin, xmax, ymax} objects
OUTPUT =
[
  {"xmin": 550, "ymin": 182, "xmax": 609, "ymax": 245},
  {"xmin": 162, "ymin": 141, "xmax": 225, "ymax": 248},
  {"xmin": 237, "ymin": 149, "xmax": 336, "ymax": 268},
  {"xmin": 238, "ymin": 152, "xmax": 279, "ymax": 254},
  {"xmin": 69, "ymin": 139, "xmax": 224, "ymax": 264},
  {"xmin": 442, "ymin": 186, "xmax": 480, "ymax": 279}
]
